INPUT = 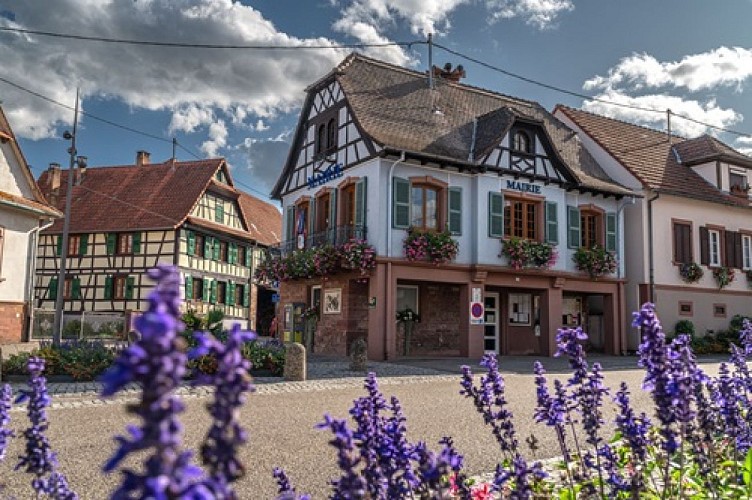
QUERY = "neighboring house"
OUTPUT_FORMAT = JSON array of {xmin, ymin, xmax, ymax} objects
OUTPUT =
[
  {"xmin": 0, "ymin": 106, "xmax": 61, "ymax": 343},
  {"xmin": 35, "ymin": 152, "xmax": 280, "ymax": 336},
  {"xmin": 271, "ymin": 54, "xmax": 635, "ymax": 360},
  {"xmin": 555, "ymin": 106, "xmax": 752, "ymax": 348}
]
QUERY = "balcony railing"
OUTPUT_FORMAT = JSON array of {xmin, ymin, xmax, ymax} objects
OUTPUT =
[{"xmin": 273, "ymin": 224, "xmax": 367, "ymax": 255}]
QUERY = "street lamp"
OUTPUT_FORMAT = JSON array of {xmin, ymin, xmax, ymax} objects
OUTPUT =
[{"xmin": 51, "ymin": 89, "xmax": 86, "ymax": 346}]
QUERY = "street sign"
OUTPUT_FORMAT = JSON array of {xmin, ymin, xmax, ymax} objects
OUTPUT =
[
  {"xmin": 470, "ymin": 287, "xmax": 484, "ymax": 325},
  {"xmin": 271, "ymin": 293, "xmax": 280, "ymax": 303}
]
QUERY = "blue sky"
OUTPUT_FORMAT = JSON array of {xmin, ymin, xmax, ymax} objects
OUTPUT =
[{"xmin": 2, "ymin": 0, "xmax": 752, "ymax": 204}]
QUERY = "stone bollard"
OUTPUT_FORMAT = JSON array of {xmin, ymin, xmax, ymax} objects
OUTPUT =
[
  {"xmin": 283, "ymin": 342, "xmax": 307, "ymax": 381},
  {"xmin": 349, "ymin": 338, "xmax": 368, "ymax": 372}
]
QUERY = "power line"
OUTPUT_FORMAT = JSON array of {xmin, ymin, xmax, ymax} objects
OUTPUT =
[
  {"xmin": 0, "ymin": 26, "xmax": 423, "ymax": 50},
  {"xmin": 432, "ymin": 42, "xmax": 752, "ymax": 140}
]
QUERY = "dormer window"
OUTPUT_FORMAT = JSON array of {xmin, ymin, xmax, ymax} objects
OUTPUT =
[
  {"xmin": 314, "ymin": 116, "xmax": 338, "ymax": 158},
  {"xmin": 512, "ymin": 131, "xmax": 532, "ymax": 154},
  {"xmin": 730, "ymin": 170, "xmax": 748, "ymax": 196}
]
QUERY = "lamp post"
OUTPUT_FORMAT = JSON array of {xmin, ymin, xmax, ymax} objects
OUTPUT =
[{"xmin": 51, "ymin": 88, "xmax": 87, "ymax": 346}]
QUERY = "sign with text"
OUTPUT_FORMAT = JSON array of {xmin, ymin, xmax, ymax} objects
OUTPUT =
[
  {"xmin": 307, "ymin": 163, "xmax": 343, "ymax": 189},
  {"xmin": 506, "ymin": 179, "xmax": 541, "ymax": 194}
]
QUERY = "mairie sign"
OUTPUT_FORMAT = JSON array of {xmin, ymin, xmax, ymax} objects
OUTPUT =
[
  {"xmin": 506, "ymin": 179, "xmax": 541, "ymax": 194},
  {"xmin": 308, "ymin": 163, "xmax": 343, "ymax": 189}
]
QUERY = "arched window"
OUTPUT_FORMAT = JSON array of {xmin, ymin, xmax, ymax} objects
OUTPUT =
[
  {"xmin": 316, "ymin": 124, "xmax": 326, "ymax": 155},
  {"xmin": 326, "ymin": 118, "xmax": 337, "ymax": 152},
  {"xmin": 512, "ymin": 131, "xmax": 532, "ymax": 154}
]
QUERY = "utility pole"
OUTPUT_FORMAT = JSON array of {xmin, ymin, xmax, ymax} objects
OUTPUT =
[
  {"xmin": 427, "ymin": 33, "xmax": 434, "ymax": 90},
  {"xmin": 52, "ymin": 88, "xmax": 86, "ymax": 345},
  {"xmin": 666, "ymin": 109, "xmax": 672, "ymax": 143}
]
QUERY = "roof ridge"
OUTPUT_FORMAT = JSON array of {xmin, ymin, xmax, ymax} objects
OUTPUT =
[
  {"xmin": 556, "ymin": 104, "xmax": 688, "ymax": 142},
  {"xmin": 51, "ymin": 158, "xmax": 222, "ymax": 172}
]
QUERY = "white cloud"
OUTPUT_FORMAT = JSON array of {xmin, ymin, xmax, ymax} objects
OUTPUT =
[
  {"xmin": 0, "ymin": 0, "xmax": 350, "ymax": 141},
  {"xmin": 734, "ymin": 136, "xmax": 752, "ymax": 156},
  {"xmin": 485, "ymin": 0, "xmax": 574, "ymax": 29},
  {"xmin": 201, "ymin": 119, "xmax": 228, "ymax": 157},
  {"xmin": 253, "ymin": 119, "xmax": 270, "ymax": 132},
  {"xmin": 582, "ymin": 90, "xmax": 741, "ymax": 137},
  {"xmin": 235, "ymin": 135, "xmax": 291, "ymax": 190},
  {"xmin": 584, "ymin": 47, "xmax": 752, "ymax": 93}
]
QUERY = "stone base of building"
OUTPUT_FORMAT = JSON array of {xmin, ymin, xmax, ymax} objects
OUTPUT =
[{"xmin": 0, "ymin": 301, "xmax": 27, "ymax": 344}]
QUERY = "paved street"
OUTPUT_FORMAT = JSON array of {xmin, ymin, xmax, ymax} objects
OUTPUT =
[{"xmin": 0, "ymin": 355, "xmax": 729, "ymax": 498}]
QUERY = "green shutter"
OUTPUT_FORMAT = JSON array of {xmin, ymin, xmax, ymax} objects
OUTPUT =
[
  {"xmin": 79, "ymin": 234, "xmax": 89, "ymax": 255},
  {"xmin": 212, "ymin": 238, "xmax": 220, "ymax": 260},
  {"xmin": 104, "ymin": 276, "xmax": 113, "ymax": 299},
  {"xmin": 245, "ymin": 246, "xmax": 252, "ymax": 267},
  {"xmin": 215, "ymin": 201, "xmax": 224, "ymax": 224},
  {"xmin": 488, "ymin": 192, "xmax": 504, "ymax": 238},
  {"xmin": 393, "ymin": 177, "xmax": 410, "ymax": 229},
  {"xmin": 106, "ymin": 233, "xmax": 116, "ymax": 254},
  {"xmin": 210, "ymin": 279, "xmax": 217, "ymax": 304},
  {"xmin": 204, "ymin": 235, "xmax": 212, "ymax": 258},
  {"xmin": 329, "ymin": 190, "xmax": 338, "ymax": 239},
  {"xmin": 355, "ymin": 177, "xmax": 367, "ymax": 228},
  {"xmin": 56, "ymin": 235, "xmax": 62, "ymax": 256},
  {"xmin": 545, "ymin": 202, "xmax": 558, "ymax": 245},
  {"xmin": 72, "ymin": 277, "xmax": 81, "ymax": 299},
  {"xmin": 448, "ymin": 187, "xmax": 462, "ymax": 235},
  {"xmin": 187, "ymin": 231, "xmax": 195, "ymax": 256},
  {"xmin": 132, "ymin": 232, "xmax": 142, "ymax": 254},
  {"xmin": 185, "ymin": 275, "xmax": 193, "ymax": 300},
  {"xmin": 227, "ymin": 280, "xmax": 235, "ymax": 305},
  {"xmin": 286, "ymin": 207, "xmax": 296, "ymax": 241},
  {"xmin": 606, "ymin": 212, "xmax": 617, "ymax": 252},
  {"xmin": 309, "ymin": 201, "xmax": 317, "ymax": 236},
  {"xmin": 203, "ymin": 278, "xmax": 211, "ymax": 302},
  {"xmin": 567, "ymin": 206, "xmax": 581, "ymax": 249},
  {"xmin": 228, "ymin": 243, "xmax": 236, "ymax": 264},
  {"xmin": 125, "ymin": 276, "xmax": 135, "ymax": 300},
  {"xmin": 242, "ymin": 284, "xmax": 250, "ymax": 307},
  {"xmin": 49, "ymin": 278, "xmax": 58, "ymax": 300}
]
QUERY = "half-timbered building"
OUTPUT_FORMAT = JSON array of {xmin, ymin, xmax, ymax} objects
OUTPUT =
[
  {"xmin": 271, "ymin": 54, "xmax": 636, "ymax": 360},
  {"xmin": 35, "ymin": 153, "xmax": 280, "ymax": 336},
  {"xmin": 0, "ymin": 105, "xmax": 61, "ymax": 343},
  {"xmin": 556, "ymin": 106, "xmax": 752, "ymax": 348}
]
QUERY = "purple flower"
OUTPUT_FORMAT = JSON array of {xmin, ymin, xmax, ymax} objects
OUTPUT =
[
  {"xmin": 316, "ymin": 414, "xmax": 368, "ymax": 499},
  {"xmin": 100, "ymin": 264, "xmax": 206, "ymax": 498},
  {"xmin": 614, "ymin": 382, "xmax": 650, "ymax": 467},
  {"xmin": 554, "ymin": 327, "xmax": 589, "ymax": 386},
  {"xmin": 0, "ymin": 384, "xmax": 12, "ymax": 462}
]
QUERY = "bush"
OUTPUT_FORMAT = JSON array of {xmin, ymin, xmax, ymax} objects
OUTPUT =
[
  {"xmin": 3, "ymin": 341, "xmax": 120, "ymax": 381},
  {"xmin": 674, "ymin": 319, "xmax": 695, "ymax": 337},
  {"xmin": 62, "ymin": 320, "xmax": 95, "ymax": 339},
  {"xmin": 241, "ymin": 338, "xmax": 286, "ymax": 375}
]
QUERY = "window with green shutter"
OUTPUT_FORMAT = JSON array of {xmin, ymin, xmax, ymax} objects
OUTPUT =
[
  {"xmin": 393, "ymin": 177, "xmax": 410, "ymax": 229},
  {"xmin": 203, "ymin": 278, "xmax": 211, "ymax": 302},
  {"xmin": 48, "ymin": 277, "xmax": 58, "ymax": 300},
  {"xmin": 104, "ymin": 276, "xmax": 113, "ymax": 299},
  {"xmin": 79, "ymin": 234, "xmax": 89, "ymax": 255},
  {"xmin": 185, "ymin": 275, "xmax": 193, "ymax": 300},
  {"xmin": 212, "ymin": 238, "xmax": 220, "ymax": 260},
  {"xmin": 448, "ymin": 187, "xmax": 462, "ymax": 235},
  {"xmin": 56, "ymin": 235, "xmax": 63, "ymax": 256},
  {"xmin": 204, "ymin": 236, "xmax": 212, "ymax": 258},
  {"xmin": 106, "ymin": 233, "xmax": 116, "ymax": 254},
  {"xmin": 545, "ymin": 202, "xmax": 558, "ymax": 245},
  {"xmin": 242, "ymin": 284, "xmax": 250, "ymax": 307},
  {"xmin": 132, "ymin": 232, "xmax": 142, "ymax": 254},
  {"xmin": 227, "ymin": 280, "xmax": 235, "ymax": 305},
  {"xmin": 125, "ymin": 276, "xmax": 135, "ymax": 300},
  {"xmin": 567, "ymin": 206, "xmax": 581, "ymax": 249},
  {"xmin": 215, "ymin": 201, "xmax": 224, "ymax": 224},
  {"xmin": 245, "ymin": 246, "xmax": 252, "ymax": 267},
  {"xmin": 72, "ymin": 277, "xmax": 81, "ymax": 299},
  {"xmin": 605, "ymin": 212, "xmax": 617, "ymax": 252},
  {"xmin": 285, "ymin": 207, "xmax": 296, "ymax": 241},
  {"xmin": 187, "ymin": 231, "xmax": 195, "ymax": 256},
  {"xmin": 355, "ymin": 177, "xmax": 367, "ymax": 227},
  {"xmin": 229, "ymin": 243, "xmax": 237, "ymax": 264},
  {"xmin": 488, "ymin": 192, "xmax": 504, "ymax": 238},
  {"xmin": 210, "ymin": 279, "xmax": 217, "ymax": 304}
]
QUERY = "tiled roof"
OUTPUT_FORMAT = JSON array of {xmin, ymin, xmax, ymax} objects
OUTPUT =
[
  {"xmin": 673, "ymin": 134, "xmax": 752, "ymax": 167},
  {"xmin": 556, "ymin": 106, "xmax": 749, "ymax": 207},
  {"xmin": 330, "ymin": 54, "xmax": 630, "ymax": 196},
  {"xmin": 237, "ymin": 192, "xmax": 281, "ymax": 247},
  {"xmin": 38, "ymin": 159, "xmax": 225, "ymax": 233},
  {"xmin": 0, "ymin": 190, "xmax": 62, "ymax": 217}
]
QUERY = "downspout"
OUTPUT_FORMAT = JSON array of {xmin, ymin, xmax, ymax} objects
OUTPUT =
[
  {"xmin": 385, "ymin": 151, "xmax": 406, "ymax": 360},
  {"xmin": 26, "ymin": 218, "xmax": 56, "ymax": 340},
  {"xmin": 647, "ymin": 191, "xmax": 660, "ymax": 304}
]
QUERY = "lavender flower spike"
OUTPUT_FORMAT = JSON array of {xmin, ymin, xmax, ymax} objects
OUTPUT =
[
  {"xmin": 0, "ymin": 384, "xmax": 12, "ymax": 462},
  {"xmin": 100, "ymin": 264, "xmax": 206, "ymax": 498},
  {"xmin": 192, "ymin": 323, "xmax": 256, "ymax": 492}
]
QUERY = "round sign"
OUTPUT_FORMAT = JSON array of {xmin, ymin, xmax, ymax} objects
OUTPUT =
[{"xmin": 471, "ymin": 302, "xmax": 483, "ymax": 318}]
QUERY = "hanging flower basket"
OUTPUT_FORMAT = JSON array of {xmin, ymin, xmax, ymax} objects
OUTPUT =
[
  {"xmin": 572, "ymin": 245, "xmax": 617, "ymax": 278},
  {"xmin": 712, "ymin": 266, "xmax": 735, "ymax": 290},
  {"xmin": 403, "ymin": 228, "xmax": 459, "ymax": 266},
  {"xmin": 678, "ymin": 262, "xmax": 704, "ymax": 284},
  {"xmin": 500, "ymin": 237, "xmax": 558, "ymax": 270}
]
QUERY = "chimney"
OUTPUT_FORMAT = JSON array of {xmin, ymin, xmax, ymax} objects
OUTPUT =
[
  {"xmin": 48, "ymin": 163, "xmax": 61, "ymax": 192},
  {"xmin": 431, "ymin": 63, "xmax": 466, "ymax": 83},
  {"xmin": 136, "ymin": 150, "xmax": 151, "ymax": 166}
]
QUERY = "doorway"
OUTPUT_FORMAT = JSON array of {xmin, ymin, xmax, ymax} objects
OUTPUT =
[{"xmin": 484, "ymin": 292, "xmax": 500, "ymax": 353}]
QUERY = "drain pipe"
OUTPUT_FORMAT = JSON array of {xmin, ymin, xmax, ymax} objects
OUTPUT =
[
  {"xmin": 647, "ymin": 191, "xmax": 660, "ymax": 304},
  {"xmin": 26, "ymin": 218, "xmax": 56, "ymax": 340},
  {"xmin": 385, "ymin": 151, "xmax": 406, "ymax": 360}
]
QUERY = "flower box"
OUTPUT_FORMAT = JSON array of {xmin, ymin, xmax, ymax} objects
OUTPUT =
[
  {"xmin": 712, "ymin": 266, "xmax": 735, "ymax": 290},
  {"xmin": 572, "ymin": 245, "xmax": 617, "ymax": 278},
  {"xmin": 500, "ymin": 237, "xmax": 558, "ymax": 270},
  {"xmin": 678, "ymin": 262, "xmax": 703, "ymax": 284},
  {"xmin": 403, "ymin": 228, "xmax": 459, "ymax": 265}
]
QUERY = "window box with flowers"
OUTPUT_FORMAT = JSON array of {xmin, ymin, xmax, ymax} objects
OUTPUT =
[
  {"xmin": 403, "ymin": 228, "xmax": 459, "ymax": 266},
  {"xmin": 678, "ymin": 262, "xmax": 704, "ymax": 284},
  {"xmin": 500, "ymin": 237, "xmax": 558, "ymax": 270},
  {"xmin": 572, "ymin": 245, "xmax": 617, "ymax": 278},
  {"xmin": 712, "ymin": 266, "xmax": 735, "ymax": 290}
]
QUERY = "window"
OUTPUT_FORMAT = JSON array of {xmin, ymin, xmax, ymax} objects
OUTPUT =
[
  {"xmin": 512, "ymin": 131, "xmax": 532, "ymax": 154},
  {"xmin": 411, "ymin": 184, "xmax": 439, "ymax": 230},
  {"xmin": 709, "ymin": 229, "xmax": 721, "ymax": 267},
  {"xmin": 504, "ymin": 198, "xmax": 539, "ymax": 240},
  {"xmin": 341, "ymin": 185, "xmax": 356, "ymax": 226},
  {"xmin": 235, "ymin": 283, "xmax": 245, "ymax": 306},
  {"xmin": 679, "ymin": 301, "xmax": 693, "ymax": 317},
  {"xmin": 219, "ymin": 241, "xmax": 228, "ymax": 262},
  {"xmin": 327, "ymin": 118, "xmax": 337, "ymax": 152},
  {"xmin": 237, "ymin": 246, "xmax": 246, "ymax": 267},
  {"xmin": 316, "ymin": 192, "xmax": 331, "ymax": 233},
  {"xmin": 215, "ymin": 200, "xmax": 225, "ymax": 224},
  {"xmin": 396, "ymin": 285, "xmax": 419, "ymax": 314},
  {"xmin": 316, "ymin": 124, "xmax": 326, "ymax": 155},
  {"xmin": 714, "ymin": 303, "xmax": 727, "ymax": 318},
  {"xmin": 743, "ymin": 234, "xmax": 752, "ymax": 270},
  {"xmin": 217, "ymin": 281, "xmax": 227, "ymax": 304},
  {"xmin": 195, "ymin": 234, "xmax": 205, "ymax": 258},
  {"xmin": 311, "ymin": 285, "xmax": 322, "ymax": 309},
  {"xmin": 112, "ymin": 275, "xmax": 129, "ymax": 300},
  {"xmin": 63, "ymin": 277, "xmax": 81, "ymax": 299},
  {"xmin": 68, "ymin": 235, "xmax": 81, "ymax": 256},
  {"xmin": 730, "ymin": 171, "xmax": 747, "ymax": 191},
  {"xmin": 191, "ymin": 277, "xmax": 204, "ymax": 301},
  {"xmin": 509, "ymin": 293, "xmax": 532, "ymax": 326},
  {"xmin": 672, "ymin": 221, "xmax": 692, "ymax": 264}
]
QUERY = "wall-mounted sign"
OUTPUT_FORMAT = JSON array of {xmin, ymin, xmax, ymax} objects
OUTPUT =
[
  {"xmin": 506, "ymin": 179, "xmax": 541, "ymax": 194},
  {"xmin": 308, "ymin": 163, "xmax": 343, "ymax": 189},
  {"xmin": 470, "ymin": 286, "xmax": 484, "ymax": 325}
]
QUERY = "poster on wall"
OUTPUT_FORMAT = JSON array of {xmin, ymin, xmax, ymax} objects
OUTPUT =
[{"xmin": 323, "ymin": 288, "xmax": 342, "ymax": 314}]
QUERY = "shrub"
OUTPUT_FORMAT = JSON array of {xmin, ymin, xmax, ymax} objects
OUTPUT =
[
  {"xmin": 61, "ymin": 320, "xmax": 95, "ymax": 339},
  {"xmin": 3, "ymin": 341, "xmax": 119, "ymax": 381},
  {"xmin": 674, "ymin": 319, "xmax": 695, "ymax": 337}
]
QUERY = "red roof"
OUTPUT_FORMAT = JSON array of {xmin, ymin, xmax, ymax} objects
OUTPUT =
[
  {"xmin": 556, "ymin": 106, "xmax": 749, "ymax": 207},
  {"xmin": 38, "ymin": 159, "xmax": 225, "ymax": 233},
  {"xmin": 237, "ymin": 192, "xmax": 281, "ymax": 246}
]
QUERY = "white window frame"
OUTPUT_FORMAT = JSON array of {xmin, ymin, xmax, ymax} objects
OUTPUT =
[
  {"xmin": 709, "ymin": 229, "xmax": 721, "ymax": 267},
  {"xmin": 743, "ymin": 234, "xmax": 752, "ymax": 270},
  {"xmin": 396, "ymin": 285, "xmax": 419, "ymax": 315},
  {"xmin": 729, "ymin": 168, "xmax": 747, "ymax": 190}
]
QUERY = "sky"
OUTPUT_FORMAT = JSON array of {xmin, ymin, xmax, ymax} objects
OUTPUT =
[{"xmin": 2, "ymin": 0, "xmax": 752, "ymax": 204}]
